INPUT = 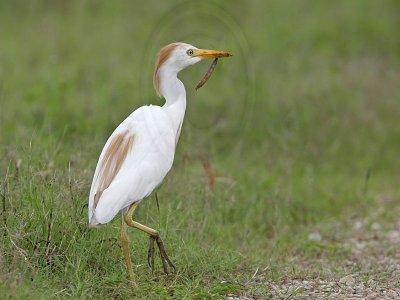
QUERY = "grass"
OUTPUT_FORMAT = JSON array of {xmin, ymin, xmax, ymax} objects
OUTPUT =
[{"xmin": 1, "ymin": 0, "xmax": 400, "ymax": 299}]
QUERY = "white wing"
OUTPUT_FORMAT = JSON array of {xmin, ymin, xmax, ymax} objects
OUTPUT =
[{"xmin": 88, "ymin": 105, "xmax": 177, "ymax": 227}]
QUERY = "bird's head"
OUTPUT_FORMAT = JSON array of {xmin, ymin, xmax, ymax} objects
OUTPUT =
[{"xmin": 153, "ymin": 42, "xmax": 232, "ymax": 96}]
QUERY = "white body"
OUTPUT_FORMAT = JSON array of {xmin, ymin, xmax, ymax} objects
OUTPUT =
[
  {"xmin": 88, "ymin": 102, "xmax": 184, "ymax": 225},
  {"xmin": 89, "ymin": 43, "xmax": 193, "ymax": 227},
  {"xmin": 88, "ymin": 42, "xmax": 230, "ymax": 227}
]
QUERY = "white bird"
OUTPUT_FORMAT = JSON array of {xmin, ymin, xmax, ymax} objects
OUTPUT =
[{"xmin": 88, "ymin": 42, "xmax": 231, "ymax": 289}]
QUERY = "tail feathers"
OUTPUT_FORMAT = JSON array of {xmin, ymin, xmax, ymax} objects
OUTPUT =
[{"xmin": 88, "ymin": 211, "xmax": 103, "ymax": 228}]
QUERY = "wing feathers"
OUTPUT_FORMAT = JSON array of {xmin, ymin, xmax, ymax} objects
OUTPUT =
[{"xmin": 93, "ymin": 132, "xmax": 135, "ymax": 209}]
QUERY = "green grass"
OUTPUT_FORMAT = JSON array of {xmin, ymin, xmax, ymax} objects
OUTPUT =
[{"xmin": 1, "ymin": 1, "xmax": 400, "ymax": 299}]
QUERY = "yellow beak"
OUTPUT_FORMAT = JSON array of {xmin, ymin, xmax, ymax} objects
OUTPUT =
[{"xmin": 194, "ymin": 49, "xmax": 232, "ymax": 59}]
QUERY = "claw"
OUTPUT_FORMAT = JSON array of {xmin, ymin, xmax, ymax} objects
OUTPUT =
[
  {"xmin": 146, "ymin": 234, "xmax": 175, "ymax": 274},
  {"xmin": 155, "ymin": 236, "xmax": 176, "ymax": 273}
]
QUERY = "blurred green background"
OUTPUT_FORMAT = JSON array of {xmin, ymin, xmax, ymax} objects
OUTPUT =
[{"xmin": 1, "ymin": 1, "xmax": 399, "ymax": 299}]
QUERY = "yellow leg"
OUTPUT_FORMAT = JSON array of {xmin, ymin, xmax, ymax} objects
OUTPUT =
[
  {"xmin": 121, "ymin": 217, "xmax": 137, "ymax": 291},
  {"xmin": 124, "ymin": 203, "xmax": 157, "ymax": 235},
  {"xmin": 123, "ymin": 203, "xmax": 176, "ymax": 277}
]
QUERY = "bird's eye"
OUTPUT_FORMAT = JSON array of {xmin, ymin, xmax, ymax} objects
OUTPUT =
[{"xmin": 187, "ymin": 49, "xmax": 194, "ymax": 56}]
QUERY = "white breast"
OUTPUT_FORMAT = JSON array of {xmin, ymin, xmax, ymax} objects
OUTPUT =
[{"xmin": 88, "ymin": 105, "xmax": 180, "ymax": 226}]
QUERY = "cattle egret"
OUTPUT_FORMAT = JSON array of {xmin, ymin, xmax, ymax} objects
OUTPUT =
[{"xmin": 88, "ymin": 42, "xmax": 231, "ymax": 289}]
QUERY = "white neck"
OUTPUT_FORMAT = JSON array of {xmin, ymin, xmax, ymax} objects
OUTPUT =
[{"xmin": 158, "ymin": 66, "xmax": 187, "ymax": 132}]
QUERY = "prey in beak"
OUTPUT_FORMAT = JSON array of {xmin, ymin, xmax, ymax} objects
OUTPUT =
[{"xmin": 194, "ymin": 49, "xmax": 232, "ymax": 90}]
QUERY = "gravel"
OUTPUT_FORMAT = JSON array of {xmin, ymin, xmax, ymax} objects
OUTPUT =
[{"xmin": 226, "ymin": 200, "xmax": 400, "ymax": 299}]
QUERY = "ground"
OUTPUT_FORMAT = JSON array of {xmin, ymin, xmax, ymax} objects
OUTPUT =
[{"xmin": 1, "ymin": 1, "xmax": 400, "ymax": 299}]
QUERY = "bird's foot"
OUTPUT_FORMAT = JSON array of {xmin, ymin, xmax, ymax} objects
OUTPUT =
[{"xmin": 147, "ymin": 235, "xmax": 176, "ymax": 274}]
